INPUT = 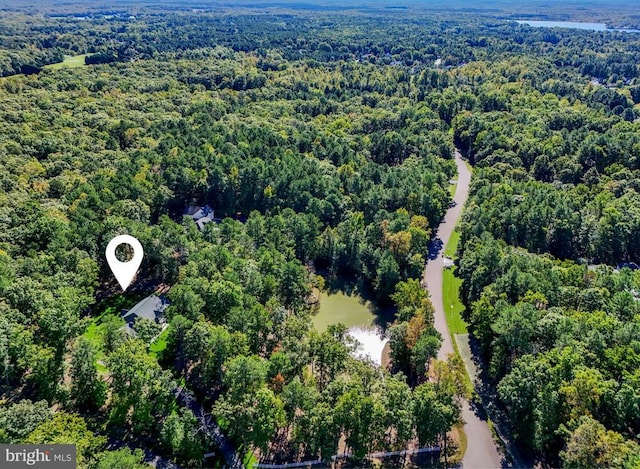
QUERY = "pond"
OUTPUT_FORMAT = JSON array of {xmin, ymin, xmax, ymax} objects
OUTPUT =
[{"xmin": 312, "ymin": 288, "xmax": 393, "ymax": 366}]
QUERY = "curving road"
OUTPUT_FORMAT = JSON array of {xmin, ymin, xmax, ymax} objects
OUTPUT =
[{"xmin": 423, "ymin": 150, "xmax": 504, "ymax": 469}]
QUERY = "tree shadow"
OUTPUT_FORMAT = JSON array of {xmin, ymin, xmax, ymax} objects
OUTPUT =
[
  {"xmin": 464, "ymin": 335, "xmax": 536, "ymax": 469},
  {"xmin": 427, "ymin": 237, "xmax": 444, "ymax": 260}
]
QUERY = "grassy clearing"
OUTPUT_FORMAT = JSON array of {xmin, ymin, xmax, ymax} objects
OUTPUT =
[
  {"xmin": 443, "ymin": 226, "xmax": 467, "ymax": 336},
  {"xmin": 445, "ymin": 228, "xmax": 461, "ymax": 258},
  {"xmin": 242, "ymin": 446, "xmax": 258, "ymax": 468},
  {"xmin": 81, "ymin": 293, "xmax": 145, "ymax": 371},
  {"xmin": 443, "ymin": 268, "xmax": 467, "ymax": 335},
  {"xmin": 44, "ymin": 54, "xmax": 89, "ymax": 70},
  {"xmin": 149, "ymin": 325, "xmax": 171, "ymax": 358}
]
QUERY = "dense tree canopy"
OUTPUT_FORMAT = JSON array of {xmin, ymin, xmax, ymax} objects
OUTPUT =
[{"xmin": 0, "ymin": 2, "xmax": 639, "ymax": 467}]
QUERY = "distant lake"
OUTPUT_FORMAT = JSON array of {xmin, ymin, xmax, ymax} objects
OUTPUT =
[{"xmin": 516, "ymin": 20, "xmax": 640, "ymax": 33}]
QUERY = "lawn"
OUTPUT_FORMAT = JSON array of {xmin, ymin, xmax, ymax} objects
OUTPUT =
[
  {"xmin": 448, "ymin": 179, "xmax": 457, "ymax": 197},
  {"xmin": 445, "ymin": 228, "xmax": 461, "ymax": 258},
  {"xmin": 242, "ymin": 446, "xmax": 258, "ymax": 469},
  {"xmin": 149, "ymin": 325, "xmax": 171, "ymax": 358},
  {"xmin": 44, "ymin": 54, "xmax": 89, "ymax": 70},
  {"xmin": 443, "ymin": 268, "xmax": 467, "ymax": 335},
  {"xmin": 81, "ymin": 293, "xmax": 145, "ymax": 372},
  {"xmin": 443, "ymin": 226, "xmax": 468, "ymax": 335}
]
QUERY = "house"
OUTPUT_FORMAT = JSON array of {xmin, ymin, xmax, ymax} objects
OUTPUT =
[
  {"xmin": 184, "ymin": 205, "xmax": 216, "ymax": 230},
  {"xmin": 121, "ymin": 294, "xmax": 169, "ymax": 337}
]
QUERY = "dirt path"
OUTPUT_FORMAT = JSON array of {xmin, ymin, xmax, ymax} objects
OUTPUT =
[
  {"xmin": 423, "ymin": 151, "xmax": 504, "ymax": 469},
  {"xmin": 173, "ymin": 386, "xmax": 243, "ymax": 468}
]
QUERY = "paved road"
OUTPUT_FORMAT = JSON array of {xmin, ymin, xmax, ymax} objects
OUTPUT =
[
  {"xmin": 424, "ymin": 151, "xmax": 470, "ymax": 362},
  {"xmin": 423, "ymin": 151, "xmax": 504, "ymax": 469}
]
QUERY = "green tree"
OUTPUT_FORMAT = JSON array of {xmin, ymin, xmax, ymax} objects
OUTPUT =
[
  {"xmin": 25, "ymin": 412, "xmax": 106, "ymax": 469},
  {"xmin": 0, "ymin": 400, "xmax": 51, "ymax": 443},
  {"xmin": 335, "ymin": 387, "xmax": 385, "ymax": 460},
  {"xmin": 160, "ymin": 410, "xmax": 205, "ymax": 466},
  {"xmin": 215, "ymin": 387, "xmax": 285, "ymax": 456},
  {"xmin": 413, "ymin": 383, "xmax": 457, "ymax": 447},
  {"xmin": 309, "ymin": 324, "xmax": 350, "ymax": 388},
  {"xmin": 91, "ymin": 449, "xmax": 149, "ymax": 469},
  {"xmin": 306, "ymin": 401, "xmax": 340, "ymax": 460},
  {"xmin": 375, "ymin": 251, "xmax": 401, "ymax": 302},
  {"xmin": 560, "ymin": 415, "xmax": 640, "ymax": 469},
  {"xmin": 184, "ymin": 321, "xmax": 232, "ymax": 392},
  {"xmin": 133, "ymin": 317, "xmax": 162, "ymax": 345},
  {"xmin": 251, "ymin": 387, "xmax": 286, "ymax": 454},
  {"xmin": 223, "ymin": 354, "xmax": 268, "ymax": 400},
  {"xmin": 379, "ymin": 375, "xmax": 414, "ymax": 450},
  {"xmin": 107, "ymin": 341, "xmax": 174, "ymax": 435},
  {"xmin": 70, "ymin": 337, "xmax": 107, "ymax": 410}
]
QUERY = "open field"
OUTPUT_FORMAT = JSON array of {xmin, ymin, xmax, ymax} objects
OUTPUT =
[{"xmin": 44, "ymin": 54, "xmax": 88, "ymax": 69}]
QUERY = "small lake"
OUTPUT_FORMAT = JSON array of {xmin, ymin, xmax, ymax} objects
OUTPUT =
[
  {"xmin": 312, "ymin": 289, "xmax": 392, "ymax": 366},
  {"xmin": 516, "ymin": 20, "xmax": 640, "ymax": 33}
]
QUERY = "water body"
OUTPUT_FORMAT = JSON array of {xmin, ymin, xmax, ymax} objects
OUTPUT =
[
  {"xmin": 312, "ymin": 289, "xmax": 390, "ymax": 366},
  {"xmin": 348, "ymin": 327, "xmax": 389, "ymax": 367},
  {"xmin": 516, "ymin": 20, "xmax": 640, "ymax": 33}
]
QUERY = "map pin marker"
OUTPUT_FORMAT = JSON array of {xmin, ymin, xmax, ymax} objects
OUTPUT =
[{"xmin": 105, "ymin": 234, "xmax": 144, "ymax": 291}]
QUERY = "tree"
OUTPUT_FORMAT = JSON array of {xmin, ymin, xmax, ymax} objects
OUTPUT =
[
  {"xmin": 309, "ymin": 325, "xmax": 350, "ymax": 388},
  {"xmin": 25, "ymin": 412, "xmax": 106, "ymax": 469},
  {"xmin": 279, "ymin": 261, "xmax": 309, "ymax": 309},
  {"xmin": 282, "ymin": 376, "xmax": 318, "ymax": 423},
  {"xmin": 215, "ymin": 387, "xmax": 285, "ymax": 456},
  {"xmin": 102, "ymin": 315, "xmax": 128, "ymax": 353},
  {"xmin": 70, "ymin": 337, "xmax": 106, "ymax": 410},
  {"xmin": 411, "ymin": 330, "xmax": 441, "ymax": 378},
  {"xmin": 0, "ymin": 400, "xmax": 51, "ymax": 443},
  {"xmin": 560, "ymin": 415, "xmax": 640, "ymax": 469},
  {"xmin": 413, "ymin": 383, "xmax": 458, "ymax": 447},
  {"xmin": 388, "ymin": 322, "xmax": 410, "ymax": 373},
  {"xmin": 334, "ymin": 387, "xmax": 386, "ymax": 460},
  {"xmin": 167, "ymin": 284, "xmax": 205, "ymax": 321},
  {"xmin": 379, "ymin": 375, "xmax": 414, "ymax": 450},
  {"xmin": 433, "ymin": 355, "xmax": 471, "ymax": 404},
  {"xmin": 392, "ymin": 278, "xmax": 435, "ymax": 324},
  {"xmin": 91, "ymin": 449, "xmax": 149, "ymax": 469},
  {"xmin": 375, "ymin": 251, "xmax": 401, "ymax": 302},
  {"xmin": 26, "ymin": 343, "xmax": 60, "ymax": 401},
  {"xmin": 304, "ymin": 401, "xmax": 340, "ymax": 461},
  {"xmin": 183, "ymin": 321, "xmax": 232, "ymax": 391},
  {"xmin": 133, "ymin": 317, "xmax": 162, "ymax": 345},
  {"xmin": 107, "ymin": 341, "xmax": 174, "ymax": 435},
  {"xmin": 160, "ymin": 410, "xmax": 205, "ymax": 466},
  {"xmin": 223, "ymin": 355, "xmax": 268, "ymax": 400},
  {"xmin": 251, "ymin": 387, "xmax": 286, "ymax": 455},
  {"xmin": 204, "ymin": 280, "xmax": 243, "ymax": 324}
]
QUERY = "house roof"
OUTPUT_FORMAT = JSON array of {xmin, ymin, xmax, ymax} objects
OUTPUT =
[
  {"xmin": 196, "ymin": 216, "xmax": 214, "ymax": 230},
  {"xmin": 184, "ymin": 205, "xmax": 213, "ymax": 221},
  {"xmin": 122, "ymin": 294, "xmax": 169, "ymax": 325}
]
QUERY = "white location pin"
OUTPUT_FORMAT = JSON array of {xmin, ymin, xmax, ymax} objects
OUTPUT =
[{"xmin": 105, "ymin": 235, "xmax": 144, "ymax": 291}]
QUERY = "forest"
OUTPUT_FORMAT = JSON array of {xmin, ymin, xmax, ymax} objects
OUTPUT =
[{"xmin": 0, "ymin": 1, "xmax": 639, "ymax": 468}]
